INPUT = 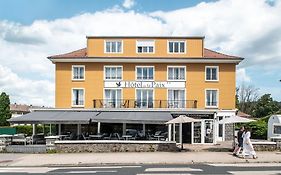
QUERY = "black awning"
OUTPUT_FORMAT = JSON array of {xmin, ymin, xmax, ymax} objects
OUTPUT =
[
  {"xmin": 94, "ymin": 111, "xmax": 172, "ymax": 124},
  {"xmin": 8, "ymin": 111, "xmax": 98, "ymax": 124}
]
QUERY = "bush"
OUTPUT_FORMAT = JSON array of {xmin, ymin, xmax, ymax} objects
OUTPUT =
[
  {"xmin": 13, "ymin": 125, "xmax": 53, "ymax": 136},
  {"xmin": 242, "ymin": 116, "xmax": 270, "ymax": 140}
]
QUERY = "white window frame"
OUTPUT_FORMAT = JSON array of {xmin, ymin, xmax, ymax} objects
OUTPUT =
[
  {"xmin": 103, "ymin": 88, "xmax": 123, "ymax": 108},
  {"xmin": 272, "ymin": 124, "xmax": 281, "ymax": 135},
  {"xmin": 205, "ymin": 66, "xmax": 219, "ymax": 82},
  {"xmin": 167, "ymin": 66, "xmax": 186, "ymax": 81},
  {"xmin": 71, "ymin": 88, "xmax": 85, "ymax": 107},
  {"xmin": 167, "ymin": 40, "xmax": 186, "ymax": 54},
  {"xmin": 72, "ymin": 65, "xmax": 85, "ymax": 81},
  {"xmin": 104, "ymin": 40, "xmax": 123, "ymax": 53},
  {"xmin": 135, "ymin": 88, "xmax": 154, "ymax": 108},
  {"xmin": 136, "ymin": 40, "xmax": 155, "ymax": 54},
  {"xmin": 167, "ymin": 88, "xmax": 186, "ymax": 108},
  {"xmin": 135, "ymin": 66, "xmax": 155, "ymax": 81},
  {"xmin": 104, "ymin": 65, "xmax": 123, "ymax": 81},
  {"xmin": 205, "ymin": 89, "xmax": 219, "ymax": 108}
]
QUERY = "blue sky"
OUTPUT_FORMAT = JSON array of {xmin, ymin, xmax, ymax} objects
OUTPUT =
[
  {"xmin": 0, "ymin": 0, "xmax": 215, "ymax": 24},
  {"xmin": 0, "ymin": 0, "xmax": 280, "ymax": 106}
]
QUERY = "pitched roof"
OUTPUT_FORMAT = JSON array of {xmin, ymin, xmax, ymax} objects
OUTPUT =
[
  {"xmin": 48, "ymin": 48, "xmax": 241, "ymax": 59},
  {"xmin": 237, "ymin": 111, "xmax": 252, "ymax": 118}
]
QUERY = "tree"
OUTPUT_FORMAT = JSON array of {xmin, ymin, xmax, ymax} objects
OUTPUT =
[
  {"xmin": 252, "ymin": 94, "xmax": 280, "ymax": 118},
  {"xmin": 0, "ymin": 92, "xmax": 11, "ymax": 126},
  {"xmin": 237, "ymin": 83, "xmax": 259, "ymax": 115}
]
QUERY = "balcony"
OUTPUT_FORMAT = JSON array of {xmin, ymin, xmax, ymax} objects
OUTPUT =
[{"xmin": 93, "ymin": 99, "xmax": 197, "ymax": 109}]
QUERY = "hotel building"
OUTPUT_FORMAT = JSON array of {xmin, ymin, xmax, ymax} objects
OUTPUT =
[{"xmin": 10, "ymin": 36, "xmax": 243, "ymax": 144}]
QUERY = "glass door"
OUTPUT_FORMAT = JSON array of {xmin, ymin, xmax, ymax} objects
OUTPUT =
[
  {"xmin": 204, "ymin": 120, "xmax": 214, "ymax": 143},
  {"xmin": 136, "ymin": 89, "xmax": 153, "ymax": 108},
  {"xmin": 218, "ymin": 116, "xmax": 224, "ymax": 141},
  {"xmin": 193, "ymin": 122, "xmax": 202, "ymax": 143},
  {"xmin": 104, "ymin": 89, "xmax": 121, "ymax": 108}
]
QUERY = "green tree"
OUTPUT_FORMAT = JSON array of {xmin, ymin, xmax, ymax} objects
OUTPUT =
[
  {"xmin": 252, "ymin": 94, "xmax": 280, "ymax": 118},
  {"xmin": 0, "ymin": 92, "xmax": 11, "ymax": 126}
]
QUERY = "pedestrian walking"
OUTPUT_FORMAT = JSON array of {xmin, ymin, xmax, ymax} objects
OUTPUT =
[
  {"xmin": 241, "ymin": 127, "xmax": 257, "ymax": 159},
  {"xmin": 233, "ymin": 126, "xmax": 244, "ymax": 156}
]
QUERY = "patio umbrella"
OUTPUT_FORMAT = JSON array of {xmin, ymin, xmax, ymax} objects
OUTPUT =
[
  {"xmin": 166, "ymin": 115, "xmax": 200, "ymax": 150},
  {"xmin": 218, "ymin": 115, "xmax": 255, "ymax": 149},
  {"xmin": 219, "ymin": 115, "xmax": 255, "ymax": 124}
]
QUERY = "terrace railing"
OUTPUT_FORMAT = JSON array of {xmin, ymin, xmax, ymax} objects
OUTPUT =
[{"xmin": 93, "ymin": 99, "xmax": 197, "ymax": 109}]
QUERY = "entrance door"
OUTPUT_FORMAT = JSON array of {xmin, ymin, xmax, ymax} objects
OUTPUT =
[
  {"xmin": 217, "ymin": 116, "xmax": 224, "ymax": 141},
  {"xmin": 182, "ymin": 123, "xmax": 192, "ymax": 143},
  {"xmin": 203, "ymin": 120, "xmax": 214, "ymax": 143}
]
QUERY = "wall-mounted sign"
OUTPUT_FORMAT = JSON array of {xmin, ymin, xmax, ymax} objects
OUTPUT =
[{"xmin": 104, "ymin": 81, "xmax": 186, "ymax": 88}]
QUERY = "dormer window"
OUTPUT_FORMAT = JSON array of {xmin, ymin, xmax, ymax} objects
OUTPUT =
[
  {"xmin": 136, "ymin": 40, "xmax": 154, "ymax": 53},
  {"xmin": 168, "ymin": 41, "xmax": 185, "ymax": 53},
  {"xmin": 105, "ymin": 40, "xmax": 122, "ymax": 53}
]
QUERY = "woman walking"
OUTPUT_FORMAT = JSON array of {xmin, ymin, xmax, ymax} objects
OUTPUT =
[{"xmin": 241, "ymin": 127, "xmax": 257, "ymax": 159}]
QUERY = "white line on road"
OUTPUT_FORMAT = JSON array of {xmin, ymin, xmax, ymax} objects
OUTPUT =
[
  {"xmin": 228, "ymin": 171, "xmax": 281, "ymax": 175},
  {"xmin": 138, "ymin": 174, "xmax": 192, "ymax": 175},
  {"xmin": 208, "ymin": 163, "xmax": 281, "ymax": 167},
  {"xmin": 68, "ymin": 170, "xmax": 117, "ymax": 173},
  {"xmin": 145, "ymin": 167, "xmax": 203, "ymax": 172}
]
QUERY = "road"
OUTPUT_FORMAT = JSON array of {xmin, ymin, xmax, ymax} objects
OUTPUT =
[{"xmin": 0, "ymin": 163, "xmax": 280, "ymax": 174}]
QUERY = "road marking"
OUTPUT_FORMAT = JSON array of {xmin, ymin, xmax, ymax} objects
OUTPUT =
[
  {"xmin": 228, "ymin": 171, "xmax": 281, "ymax": 175},
  {"xmin": 68, "ymin": 170, "xmax": 117, "ymax": 173},
  {"xmin": 0, "ymin": 167, "xmax": 56, "ymax": 173},
  {"xmin": 145, "ymin": 167, "xmax": 203, "ymax": 172},
  {"xmin": 209, "ymin": 163, "xmax": 281, "ymax": 167},
  {"xmin": 138, "ymin": 174, "xmax": 192, "ymax": 175},
  {"xmin": 57, "ymin": 165, "xmax": 142, "ymax": 169}
]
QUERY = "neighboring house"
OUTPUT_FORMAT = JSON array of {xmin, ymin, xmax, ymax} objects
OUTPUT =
[
  {"xmin": 10, "ymin": 104, "xmax": 51, "ymax": 118},
  {"xmin": 10, "ymin": 36, "xmax": 243, "ymax": 144}
]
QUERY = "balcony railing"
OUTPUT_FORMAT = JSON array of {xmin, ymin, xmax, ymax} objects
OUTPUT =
[{"xmin": 93, "ymin": 99, "xmax": 197, "ymax": 109}]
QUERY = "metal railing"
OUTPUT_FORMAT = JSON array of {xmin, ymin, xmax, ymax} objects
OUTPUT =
[{"xmin": 93, "ymin": 99, "xmax": 197, "ymax": 109}]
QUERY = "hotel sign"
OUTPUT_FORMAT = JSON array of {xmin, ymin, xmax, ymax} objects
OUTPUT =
[{"xmin": 104, "ymin": 81, "xmax": 186, "ymax": 88}]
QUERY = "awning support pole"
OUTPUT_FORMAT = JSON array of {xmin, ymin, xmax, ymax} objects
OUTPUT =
[
  {"xmin": 97, "ymin": 122, "xmax": 101, "ymax": 134},
  {"xmin": 32, "ymin": 124, "xmax": 36, "ymax": 136},
  {"xmin": 77, "ymin": 124, "xmax": 81, "ymax": 137},
  {"xmin": 49, "ymin": 124, "xmax": 52, "ymax": 135},
  {"xmin": 173, "ymin": 123, "xmax": 176, "ymax": 141},
  {"xmin": 123, "ymin": 123, "xmax": 126, "ymax": 135},
  {"xmin": 168, "ymin": 124, "xmax": 172, "ymax": 141},
  {"xmin": 143, "ymin": 124, "xmax": 145, "ymax": 136},
  {"xmin": 58, "ymin": 124, "xmax": 61, "ymax": 135},
  {"xmin": 180, "ymin": 123, "xmax": 183, "ymax": 149}
]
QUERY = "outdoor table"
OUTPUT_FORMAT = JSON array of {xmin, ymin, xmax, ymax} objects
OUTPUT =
[
  {"xmin": 122, "ymin": 135, "xmax": 133, "ymax": 140},
  {"xmin": 0, "ymin": 134, "xmax": 13, "ymax": 145},
  {"xmin": 154, "ymin": 135, "xmax": 164, "ymax": 141},
  {"xmin": 58, "ymin": 135, "xmax": 68, "ymax": 140},
  {"xmin": 89, "ymin": 134, "xmax": 103, "ymax": 140},
  {"xmin": 45, "ymin": 136, "xmax": 60, "ymax": 146}
]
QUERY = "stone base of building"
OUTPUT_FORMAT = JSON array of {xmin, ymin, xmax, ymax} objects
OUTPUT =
[{"xmin": 55, "ymin": 140, "xmax": 178, "ymax": 153}]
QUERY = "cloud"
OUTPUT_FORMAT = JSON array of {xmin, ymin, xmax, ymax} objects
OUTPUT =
[
  {"xmin": 0, "ymin": 0, "xmax": 281, "ymax": 105},
  {"xmin": 0, "ymin": 65, "xmax": 54, "ymax": 106},
  {"xmin": 236, "ymin": 68, "xmax": 251, "ymax": 83},
  {"xmin": 122, "ymin": 0, "xmax": 135, "ymax": 9}
]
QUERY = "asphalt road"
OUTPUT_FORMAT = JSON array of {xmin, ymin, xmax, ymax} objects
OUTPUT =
[{"xmin": 0, "ymin": 163, "xmax": 280, "ymax": 175}]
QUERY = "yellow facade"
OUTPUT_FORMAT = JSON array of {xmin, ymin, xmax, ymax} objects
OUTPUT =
[
  {"xmin": 87, "ymin": 37, "xmax": 204, "ymax": 58},
  {"xmin": 55, "ymin": 62, "xmax": 236, "ymax": 110}
]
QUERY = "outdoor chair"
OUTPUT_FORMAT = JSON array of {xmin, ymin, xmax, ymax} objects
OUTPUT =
[
  {"xmin": 111, "ymin": 133, "xmax": 121, "ymax": 140},
  {"xmin": 103, "ymin": 133, "xmax": 112, "ymax": 140},
  {"xmin": 32, "ymin": 134, "xmax": 46, "ymax": 144},
  {"xmin": 12, "ymin": 134, "xmax": 28, "ymax": 145}
]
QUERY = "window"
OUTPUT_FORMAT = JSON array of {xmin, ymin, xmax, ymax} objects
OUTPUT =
[
  {"xmin": 137, "ymin": 40, "xmax": 154, "ymax": 53},
  {"xmin": 206, "ymin": 89, "xmax": 218, "ymax": 107},
  {"xmin": 168, "ymin": 89, "xmax": 185, "ymax": 108},
  {"xmin": 206, "ymin": 66, "xmax": 219, "ymax": 81},
  {"xmin": 105, "ymin": 66, "xmax": 122, "ymax": 80},
  {"xmin": 136, "ymin": 89, "xmax": 153, "ymax": 108},
  {"xmin": 168, "ymin": 67, "xmax": 185, "ymax": 80},
  {"xmin": 104, "ymin": 89, "xmax": 121, "ymax": 108},
  {"xmin": 273, "ymin": 125, "xmax": 281, "ymax": 134},
  {"xmin": 168, "ymin": 41, "xmax": 185, "ymax": 53},
  {"xmin": 105, "ymin": 41, "xmax": 122, "ymax": 53},
  {"xmin": 136, "ymin": 66, "xmax": 154, "ymax": 80},
  {"xmin": 72, "ymin": 65, "xmax": 85, "ymax": 80},
  {"xmin": 72, "ymin": 89, "xmax": 84, "ymax": 106}
]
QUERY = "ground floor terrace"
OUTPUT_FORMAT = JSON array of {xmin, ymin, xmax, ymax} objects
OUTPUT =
[{"xmin": 8, "ymin": 109, "xmax": 236, "ymax": 146}]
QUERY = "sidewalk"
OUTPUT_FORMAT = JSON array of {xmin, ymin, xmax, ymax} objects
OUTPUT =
[{"xmin": 0, "ymin": 152, "xmax": 280, "ymax": 167}]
